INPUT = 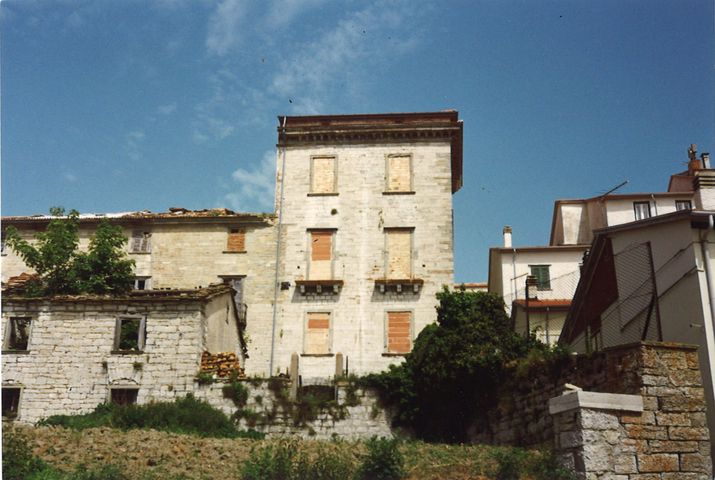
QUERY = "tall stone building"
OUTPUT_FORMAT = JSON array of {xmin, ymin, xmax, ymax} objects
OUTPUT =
[
  {"xmin": 266, "ymin": 111, "xmax": 463, "ymax": 379},
  {"xmin": 2, "ymin": 111, "xmax": 464, "ymax": 387}
]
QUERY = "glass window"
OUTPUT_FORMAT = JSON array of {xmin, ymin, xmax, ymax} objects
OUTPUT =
[
  {"xmin": 675, "ymin": 200, "xmax": 692, "ymax": 211},
  {"xmin": 633, "ymin": 202, "xmax": 651, "ymax": 221}
]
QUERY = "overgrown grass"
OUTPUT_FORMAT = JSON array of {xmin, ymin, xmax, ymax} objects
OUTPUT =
[{"xmin": 38, "ymin": 394, "xmax": 264, "ymax": 439}]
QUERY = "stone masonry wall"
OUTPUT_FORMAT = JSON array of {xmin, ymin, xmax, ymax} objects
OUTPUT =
[
  {"xmin": 194, "ymin": 379, "xmax": 392, "ymax": 440},
  {"xmin": 472, "ymin": 342, "xmax": 711, "ymax": 478},
  {"xmin": 2, "ymin": 294, "xmax": 234, "ymax": 423},
  {"xmin": 274, "ymin": 142, "xmax": 455, "ymax": 380}
]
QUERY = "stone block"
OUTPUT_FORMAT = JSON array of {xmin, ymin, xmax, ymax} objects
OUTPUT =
[
  {"xmin": 648, "ymin": 440, "xmax": 698, "ymax": 453},
  {"xmin": 656, "ymin": 412, "xmax": 692, "ymax": 426},
  {"xmin": 669, "ymin": 427, "xmax": 709, "ymax": 441},
  {"xmin": 680, "ymin": 453, "xmax": 711, "ymax": 473},
  {"xmin": 637, "ymin": 453, "xmax": 679, "ymax": 472}
]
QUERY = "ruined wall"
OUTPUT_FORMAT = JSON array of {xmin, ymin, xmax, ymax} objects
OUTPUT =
[
  {"xmin": 273, "ymin": 142, "xmax": 455, "ymax": 380},
  {"xmin": 194, "ymin": 379, "xmax": 393, "ymax": 440},
  {"xmin": 1, "ymin": 295, "xmax": 232, "ymax": 423}
]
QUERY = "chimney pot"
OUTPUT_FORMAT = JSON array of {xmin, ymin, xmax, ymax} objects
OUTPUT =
[
  {"xmin": 503, "ymin": 226, "xmax": 512, "ymax": 248},
  {"xmin": 702, "ymin": 153, "xmax": 711, "ymax": 169}
]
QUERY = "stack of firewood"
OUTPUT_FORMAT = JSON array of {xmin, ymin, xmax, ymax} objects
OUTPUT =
[{"xmin": 200, "ymin": 351, "xmax": 244, "ymax": 378}]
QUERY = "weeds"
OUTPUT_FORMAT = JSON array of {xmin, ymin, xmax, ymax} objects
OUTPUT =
[{"xmin": 355, "ymin": 437, "xmax": 404, "ymax": 480}]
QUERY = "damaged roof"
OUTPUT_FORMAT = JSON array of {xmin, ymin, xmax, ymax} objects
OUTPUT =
[
  {"xmin": 2, "ymin": 207, "xmax": 275, "ymax": 224},
  {"xmin": 2, "ymin": 280, "xmax": 235, "ymax": 303}
]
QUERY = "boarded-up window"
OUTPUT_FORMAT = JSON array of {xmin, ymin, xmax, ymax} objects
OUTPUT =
[
  {"xmin": 387, "ymin": 311, "xmax": 412, "ymax": 354},
  {"xmin": 311, "ymin": 156, "xmax": 336, "ymax": 194},
  {"xmin": 305, "ymin": 312, "xmax": 330, "ymax": 354},
  {"xmin": 227, "ymin": 228, "xmax": 246, "ymax": 252},
  {"xmin": 387, "ymin": 155, "xmax": 411, "ymax": 192},
  {"xmin": 130, "ymin": 231, "xmax": 151, "ymax": 253},
  {"xmin": 386, "ymin": 229, "xmax": 412, "ymax": 279},
  {"xmin": 309, "ymin": 230, "xmax": 333, "ymax": 279}
]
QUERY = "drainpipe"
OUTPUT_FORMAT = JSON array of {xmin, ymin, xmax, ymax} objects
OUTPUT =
[
  {"xmin": 698, "ymin": 215, "xmax": 715, "ymax": 434},
  {"xmin": 651, "ymin": 194, "xmax": 658, "ymax": 216},
  {"xmin": 269, "ymin": 116, "xmax": 288, "ymax": 377}
]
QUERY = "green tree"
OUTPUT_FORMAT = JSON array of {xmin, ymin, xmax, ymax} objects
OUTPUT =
[
  {"xmin": 5, "ymin": 207, "xmax": 135, "ymax": 296},
  {"xmin": 362, "ymin": 288, "xmax": 546, "ymax": 442}
]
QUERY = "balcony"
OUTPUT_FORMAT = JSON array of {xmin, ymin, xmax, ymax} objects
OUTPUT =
[
  {"xmin": 295, "ymin": 279, "xmax": 344, "ymax": 295},
  {"xmin": 374, "ymin": 278, "xmax": 423, "ymax": 294}
]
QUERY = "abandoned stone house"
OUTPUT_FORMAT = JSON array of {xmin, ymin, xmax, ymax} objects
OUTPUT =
[
  {"xmin": 2, "ymin": 284, "xmax": 244, "ymax": 423},
  {"xmin": 2, "ymin": 111, "xmax": 464, "ymax": 418}
]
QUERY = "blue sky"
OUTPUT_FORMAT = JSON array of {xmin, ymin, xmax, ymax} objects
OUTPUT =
[{"xmin": 2, "ymin": 0, "xmax": 713, "ymax": 282}]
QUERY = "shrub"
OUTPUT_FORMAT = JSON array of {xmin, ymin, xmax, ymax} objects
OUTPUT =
[
  {"xmin": 40, "ymin": 395, "xmax": 263, "ymax": 439},
  {"xmin": 2, "ymin": 430, "xmax": 48, "ymax": 480},
  {"xmin": 361, "ymin": 288, "xmax": 567, "ymax": 442},
  {"xmin": 222, "ymin": 379, "xmax": 249, "ymax": 407},
  {"xmin": 355, "ymin": 437, "xmax": 404, "ymax": 480},
  {"xmin": 194, "ymin": 371, "xmax": 215, "ymax": 385}
]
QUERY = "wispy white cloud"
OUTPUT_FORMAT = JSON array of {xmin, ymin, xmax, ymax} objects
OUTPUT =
[
  {"xmin": 269, "ymin": 1, "xmax": 423, "ymax": 114},
  {"xmin": 264, "ymin": 0, "xmax": 327, "ymax": 29},
  {"xmin": 157, "ymin": 102, "xmax": 178, "ymax": 115},
  {"xmin": 125, "ymin": 130, "xmax": 145, "ymax": 161},
  {"xmin": 205, "ymin": 0, "xmax": 246, "ymax": 56},
  {"xmin": 219, "ymin": 150, "xmax": 276, "ymax": 212}
]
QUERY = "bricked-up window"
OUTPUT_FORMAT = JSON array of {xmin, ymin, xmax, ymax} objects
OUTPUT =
[
  {"xmin": 111, "ymin": 388, "xmax": 138, "ymax": 406},
  {"xmin": 130, "ymin": 231, "xmax": 151, "ymax": 253},
  {"xmin": 2, "ymin": 388, "xmax": 21, "ymax": 418},
  {"xmin": 113, "ymin": 317, "xmax": 146, "ymax": 352},
  {"xmin": 310, "ymin": 156, "xmax": 337, "ymax": 194},
  {"xmin": 309, "ymin": 230, "xmax": 334, "ymax": 280},
  {"xmin": 386, "ymin": 228, "xmax": 413, "ymax": 279},
  {"xmin": 226, "ymin": 228, "xmax": 246, "ymax": 252},
  {"xmin": 386, "ymin": 154, "xmax": 412, "ymax": 192},
  {"xmin": 4, "ymin": 317, "xmax": 31, "ymax": 351},
  {"xmin": 305, "ymin": 312, "xmax": 331, "ymax": 354},
  {"xmin": 386, "ymin": 311, "xmax": 412, "ymax": 354}
]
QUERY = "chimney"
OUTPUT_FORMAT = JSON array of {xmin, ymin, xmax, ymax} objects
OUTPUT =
[
  {"xmin": 688, "ymin": 144, "xmax": 703, "ymax": 175},
  {"xmin": 503, "ymin": 226, "xmax": 512, "ymax": 248},
  {"xmin": 702, "ymin": 152, "xmax": 711, "ymax": 169}
]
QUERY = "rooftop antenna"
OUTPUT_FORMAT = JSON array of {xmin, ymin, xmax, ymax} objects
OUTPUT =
[{"xmin": 599, "ymin": 180, "xmax": 629, "ymax": 198}]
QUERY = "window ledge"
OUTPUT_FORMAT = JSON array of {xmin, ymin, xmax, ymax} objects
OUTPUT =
[
  {"xmin": 307, "ymin": 193, "xmax": 339, "ymax": 197},
  {"xmin": 222, "ymin": 250, "xmax": 247, "ymax": 254},
  {"xmin": 129, "ymin": 252, "xmax": 151, "ymax": 255},
  {"xmin": 2, "ymin": 350, "xmax": 30, "ymax": 355},
  {"xmin": 111, "ymin": 350, "xmax": 145, "ymax": 355},
  {"xmin": 300, "ymin": 353, "xmax": 335, "ymax": 357},
  {"xmin": 382, "ymin": 191, "xmax": 416, "ymax": 195},
  {"xmin": 382, "ymin": 352, "xmax": 408, "ymax": 357}
]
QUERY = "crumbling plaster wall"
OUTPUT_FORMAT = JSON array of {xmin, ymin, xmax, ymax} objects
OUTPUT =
[{"xmin": 272, "ymin": 142, "xmax": 455, "ymax": 379}]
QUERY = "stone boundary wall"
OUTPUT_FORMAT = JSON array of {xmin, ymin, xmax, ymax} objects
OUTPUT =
[
  {"xmin": 472, "ymin": 341, "xmax": 711, "ymax": 478},
  {"xmin": 471, "ymin": 342, "xmax": 689, "ymax": 446},
  {"xmin": 194, "ymin": 379, "xmax": 392, "ymax": 440},
  {"xmin": 552, "ymin": 392, "xmax": 711, "ymax": 479}
]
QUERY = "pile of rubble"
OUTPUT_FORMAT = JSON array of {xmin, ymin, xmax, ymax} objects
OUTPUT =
[{"xmin": 200, "ymin": 351, "xmax": 244, "ymax": 378}]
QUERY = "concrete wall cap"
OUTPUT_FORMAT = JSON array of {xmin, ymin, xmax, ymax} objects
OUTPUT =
[{"xmin": 548, "ymin": 390, "xmax": 644, "ymax": 415}]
